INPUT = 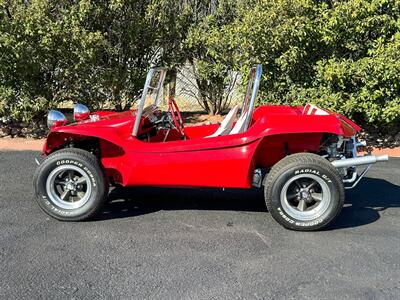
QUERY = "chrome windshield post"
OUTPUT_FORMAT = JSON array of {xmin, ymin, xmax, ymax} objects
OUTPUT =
[
  {"xmin": 132, "ymin": 68, "xmax": 167, "ymax": 137},
  {"xmin": 132, "ymin": 68, "xmax": 155, "ymax": 137}
]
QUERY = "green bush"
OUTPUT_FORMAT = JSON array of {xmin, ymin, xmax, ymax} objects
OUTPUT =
[
  {"xmin": 0, "ymin": 0, "xmax": 399, "ymax": 133},
  {"xmin": 186, "ymin": 0, "xmax": 241, "ymax": 114},
  {"xmin": 211, "ymin": 0, "xmax": 400, "ymax": 131},
  {"xmin": 0, "ymin": 0, "xmax": 105, "ymax": 122},
  {"xmin": 0, "ymin": 0, "xmax": 189, "ymax": 122}
]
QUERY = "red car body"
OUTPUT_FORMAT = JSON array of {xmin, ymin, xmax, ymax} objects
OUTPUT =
[
  {"xmin": 35, "ymin": 65, "xmax": 389, "ymax": 229},
  {"xmin": 43, "ymin": 105, "xmax": 360, "ymax": 189}
]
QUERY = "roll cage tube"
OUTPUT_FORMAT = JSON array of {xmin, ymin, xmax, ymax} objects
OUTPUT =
[
  {"xmin": 241, "ymin": 64, "xmax": 262, "ymax": 131},
  {"xmin": 168, "ymin": 98, "xmax": 185, "ymax": 137},
  {"xmin": 132, "ymin": 68, "xmax": 167, "ymax": 137}
]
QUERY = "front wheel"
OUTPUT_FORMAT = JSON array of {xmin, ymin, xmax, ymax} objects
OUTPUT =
[
  {"xmin": 34, "ymin": 148, "xmax": 108, "ymax": 221},
  {"xmin": 264, "ymin": 153, "xmax": 344, "ymax": 231}
]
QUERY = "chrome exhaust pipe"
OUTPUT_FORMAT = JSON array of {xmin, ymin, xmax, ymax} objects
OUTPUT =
[{"xmin": 331, "ymin": 155, "xmax": 389, "ymax": 168}]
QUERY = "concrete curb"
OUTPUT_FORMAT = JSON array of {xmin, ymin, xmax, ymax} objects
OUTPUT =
[{"xmin": 0, "ymin": 138, "xmax": 44, "ymax": 151}]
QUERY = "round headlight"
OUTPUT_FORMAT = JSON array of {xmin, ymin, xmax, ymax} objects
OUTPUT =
[
  {"xmin": 47, "ymin": 110, "xmax": 67, "ymax": 129},
  {"xmin": 73, "ymin": 103, "xmax": 90, "ymax": 121}
]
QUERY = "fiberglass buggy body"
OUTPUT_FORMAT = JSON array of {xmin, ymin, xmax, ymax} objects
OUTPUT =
[{"xmin": 34, "ymin": 65, "xmax": 388, "ymax": 231}]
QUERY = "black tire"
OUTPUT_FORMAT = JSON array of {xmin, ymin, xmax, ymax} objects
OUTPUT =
[
  {"xmin": 264, "ymin": 153, "xmax": 344, "ymax": 231},
  {"xmin": 34, "ymin": 148, "xmax": 108, "ymax": 221}
]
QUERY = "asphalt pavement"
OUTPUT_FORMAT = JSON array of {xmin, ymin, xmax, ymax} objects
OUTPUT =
[{"xmin": 0, "ymin": 151, "xmax": 399, "ymax": 299}]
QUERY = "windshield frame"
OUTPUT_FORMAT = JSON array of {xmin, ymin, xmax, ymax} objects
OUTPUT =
[{"xmin": 132, "ymin": 68, "xmax": 167, "ymax": 136}]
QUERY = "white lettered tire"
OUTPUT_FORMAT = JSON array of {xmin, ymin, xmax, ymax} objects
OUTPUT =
[
  {"xmin": 34, "ymin": 148, "xmax": 108, "ymax": 221},
  {"xmin": 264, "ymin": 153, "xmax": 344, "ymax": 231}
]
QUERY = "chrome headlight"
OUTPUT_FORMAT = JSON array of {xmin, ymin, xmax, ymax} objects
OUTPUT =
[
  {"xmin": 47, "ymin": 110, "xmax": 67, "ymax": 129},
  {"xmin": 73, "ymin": 103, "xmax": 90, "ymax": 121}
]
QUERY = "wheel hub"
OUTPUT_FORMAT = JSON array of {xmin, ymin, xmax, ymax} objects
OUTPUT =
[
  {"xmin": 300, "ymin": 189, "xmax": 310, "ymax": 200},
  {"xmin": 66, "ymin": 182, "xmax": 76, "ymax": 191}
]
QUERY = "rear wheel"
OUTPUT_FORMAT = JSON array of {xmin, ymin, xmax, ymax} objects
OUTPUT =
[
  {"xmin": 34, "ymin": 148, "xmax": 108, "ymax": 221},
  {"xmin": 264, "ymin": 153, "xmax": 344, "ymax": 231}
]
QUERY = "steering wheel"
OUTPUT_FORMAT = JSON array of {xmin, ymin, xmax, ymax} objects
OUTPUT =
[{"xmin": 168, "ymin": 98, "xmax": 185, "ymax": 138}]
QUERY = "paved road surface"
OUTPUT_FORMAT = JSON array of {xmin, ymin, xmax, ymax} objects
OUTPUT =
[{"xmin": 1, "ymin": 151, "xmax": 399, "ymax": 299}]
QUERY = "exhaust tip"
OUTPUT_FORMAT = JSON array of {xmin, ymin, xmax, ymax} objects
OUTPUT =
[{"xmin": 376, "ymin": 155, "xmax": 389, "ymax": 162}]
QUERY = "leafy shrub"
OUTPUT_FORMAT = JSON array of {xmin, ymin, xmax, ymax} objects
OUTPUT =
[
  {"xmin": 0, "ymin": 0, "xmax": 105, "ymax": 122},
  {"xmin": 227, "ymin": 0, "xmax": 400, "ymax": 131},
  {"xmin": 186, "ymin": 1, "xmax": 242, "ymax": 114},
  {"xmin": 0, "ymin": 0, "xmax": 399, "ymax": 133},
  {"xmin": 0, "ymin": 0, "xmax": 189, "ymax": 122}
]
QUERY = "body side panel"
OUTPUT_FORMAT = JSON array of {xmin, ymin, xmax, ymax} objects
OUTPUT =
[{"xmin": 122, "ymin": 140, "xmax": 259, "ymax": 188}]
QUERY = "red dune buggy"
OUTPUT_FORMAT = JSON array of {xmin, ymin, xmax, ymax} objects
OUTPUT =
[{"xmin": 34, "ymin": 65, "xmax": 388, "ymax": 230}]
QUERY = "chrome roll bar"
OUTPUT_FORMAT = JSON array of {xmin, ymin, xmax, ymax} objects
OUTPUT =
[{"xmin": 241, "ymin": 64, "xmax": 262, "ymax": 132}]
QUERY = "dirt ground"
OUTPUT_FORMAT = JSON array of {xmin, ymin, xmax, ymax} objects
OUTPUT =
[{"xmin": 181, "ymin": 111, "xmax": 225, "ymax": 126}]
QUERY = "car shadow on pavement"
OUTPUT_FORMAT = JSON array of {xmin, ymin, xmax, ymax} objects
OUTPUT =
[
  {"xmin": 94, "ymin": 186, "xmax": 266, "ymax": 221},
  {"xmin": 327, "ymin": 177, "xmax": 400, "ymax": 230},
  {"xmin": 95, "ymin": 177, "xmax": 400, "ymax": 230}
]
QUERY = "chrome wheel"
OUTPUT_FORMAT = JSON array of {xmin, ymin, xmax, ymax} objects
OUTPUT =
[
  {"xmin": 45, "ymin": 165, "xmax": 92, "ymax": 210},
  {"xmin": 280, "ymin": 174, "xmax": 331, "ymax": 221}
]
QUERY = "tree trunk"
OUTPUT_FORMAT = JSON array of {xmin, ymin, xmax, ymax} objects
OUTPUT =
[
  {"xmin": 189, "ymin": 59, "xmax": 211, "ymax": 113},
  {"xmin": 167, "ymin": 69, "xmax": 177, "ymax": 100},
  {"xmin": 115, "ymin": 102, "xmax": 123, "ymax": 111}
]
